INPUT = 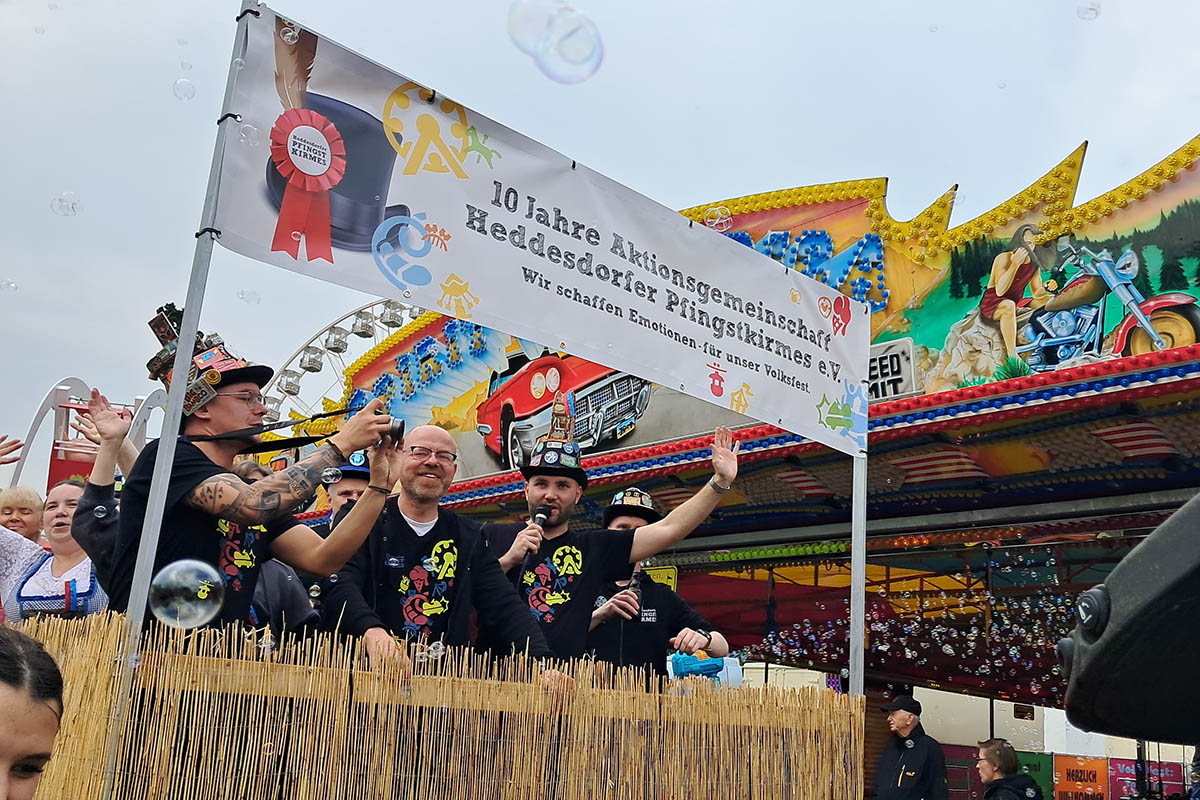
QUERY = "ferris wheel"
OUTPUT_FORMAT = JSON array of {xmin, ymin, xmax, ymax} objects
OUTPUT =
[{"xmin": 261, "ymin": 298, "xmax": 426, "ymax": 426}]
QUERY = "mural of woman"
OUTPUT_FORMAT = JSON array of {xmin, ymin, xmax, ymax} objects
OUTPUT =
[{"xmin": 979, "ymin": 224, "xmax": 1053, "ymax": 361}]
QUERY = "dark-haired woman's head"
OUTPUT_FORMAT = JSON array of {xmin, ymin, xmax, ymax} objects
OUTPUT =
[{"xmin": 0, "ymin": 627, "xmax": 64, "ymax": 800}]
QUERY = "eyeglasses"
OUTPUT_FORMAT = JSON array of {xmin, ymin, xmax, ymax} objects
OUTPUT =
[
  {"xmin": 215, "ymin": 390, "xmax": 267, "ymax": 408},
  {"xmin": 407, "ymin": 445, "xmax": 457, "ymax": 465}
]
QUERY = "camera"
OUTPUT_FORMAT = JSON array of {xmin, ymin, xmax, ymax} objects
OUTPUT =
[{"xmin": 372, "ymin": 407, "xmax": 405, "ymax": 442}]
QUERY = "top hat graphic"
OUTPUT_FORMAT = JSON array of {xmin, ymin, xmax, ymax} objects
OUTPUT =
[{"xmin": 266, "ymin": 93, "xmax": 410, "ymax": 252}]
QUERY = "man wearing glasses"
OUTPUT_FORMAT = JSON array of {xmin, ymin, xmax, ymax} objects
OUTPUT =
[
  {"xmin": 110, "ymin": 327, "xmax": 399, "ymax": 629},
  {"xmin": 320, "ymin": 425, "xmax": 553, "ymax": 664}
]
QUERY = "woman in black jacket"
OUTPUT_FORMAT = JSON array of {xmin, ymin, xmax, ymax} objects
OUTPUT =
[{"xmin": 977, "ymin": 738, "xmax": 1044, "ymax": 800}]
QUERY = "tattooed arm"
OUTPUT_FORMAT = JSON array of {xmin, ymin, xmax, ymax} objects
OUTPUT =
[
  {"xmin": 182, "ymin": 399, "xmax": 395, "ymax": 527},
  {"xmin": 270, "ymin": 436, "xmax": 403, "ymax": 576}
]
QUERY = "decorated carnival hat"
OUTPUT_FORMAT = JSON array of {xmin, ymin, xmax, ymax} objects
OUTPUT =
[
  {"xmin": 520, "ymin": 391, "xmax": 588, "ymax": 489},
  {"xmin": 329, "ymin": 450, "xmax": 371, "ymax": 482},
  {"xmin": 603, "ymin": 487, "xmax": 662, "ymax": 528},
  {"xmin": 145, "ymin": 303, "xmax": 274, "ymax": 415}
]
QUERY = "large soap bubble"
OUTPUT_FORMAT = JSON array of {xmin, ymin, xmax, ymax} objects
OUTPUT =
[
  {"xmin": 149, "ymin": 559, "xmax": 225, "ymax": 629},
  {"xmin": 508, "ymin": 0, "xmax": 564, "ymax": 54},
  {"xmin": 534, "ymin": 6, "xmax": 603, "ymax": 84}
]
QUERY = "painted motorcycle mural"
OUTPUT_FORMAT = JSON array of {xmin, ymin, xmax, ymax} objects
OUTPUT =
[{"xmin": 1017, "ymin": 237, "xmax": 1198, "ymax": 369}]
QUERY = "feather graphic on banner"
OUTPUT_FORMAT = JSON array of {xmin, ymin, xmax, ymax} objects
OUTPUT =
[{"xmin": 273, "ymin": 17, "xmax": 317, "ymax": 111}]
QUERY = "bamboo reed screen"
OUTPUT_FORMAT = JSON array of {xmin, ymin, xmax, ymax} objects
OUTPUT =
[{"xmin": 18, "ymin": 613, "xmax": 864, "ymax": 800}]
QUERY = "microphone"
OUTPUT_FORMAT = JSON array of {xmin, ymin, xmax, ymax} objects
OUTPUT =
[{"xmin": 519, "ymin": 505, "xmax": 553, "ymax": 578}]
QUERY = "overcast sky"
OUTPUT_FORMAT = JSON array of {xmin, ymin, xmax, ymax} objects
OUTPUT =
[{"xmin": 3, "ymin": 0, "xmax": 1200, "ymax": 488}]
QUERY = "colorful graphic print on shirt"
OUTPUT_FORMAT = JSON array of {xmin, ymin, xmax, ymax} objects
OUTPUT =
[
  {"xmin": 521, "ymin": 544, "xmax": 583, "ymax": 623},
  {"xmin": 216, "ymin": 517, "xmax": 267, "ymax": 597},
  {"xmin": 393, "ymin": 539, "xmax": 458, "ymax": 638}
]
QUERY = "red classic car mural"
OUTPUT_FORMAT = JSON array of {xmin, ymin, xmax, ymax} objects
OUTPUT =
[
  {"xmin": 476, "ymin": 349, "xmax": 653, "ymax": 469},
  {"xmin": 340, "ymin": 314, "xmax": 734, "ymax": 480}
]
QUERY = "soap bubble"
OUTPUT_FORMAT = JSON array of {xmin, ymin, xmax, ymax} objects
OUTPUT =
[
  {"xmin": 149, "ymin": 559, "xmax": 225, "ymax": 629},
  {"xmin": 0, "ymin": 279, "xmax": 18, "ymax": 293},
  {"xmin": 93, "ymin": 505, "xmax": 108, "ymax": 519},
  {"xmin": 232, "ymin": 57, "xmax": 245, "ymax": 70},
  {"xmin": 1076, "ymin": 1, "xmax": 1100, "ymax": 20},
  {"xmin": 279, "ymin": 26, "xmax": 299, "ymax": 45},
  {"xmin": 427, "ymin": 641, "xmax": 445, "ymax": 660},
  {"xmin": 34, "ymin": 26, "xmax": 46, "ymax": 34},
  {"xmin": 50, "ymin": 192, "xmax": 79, "ymax": 216},
  {"xmin": 928, "ymin": 24, "xmax": 938, "ymax": 32},
  {"xmin": 236, "ymin": 288, "xmax": 261, "ymax": 305},
  {"xmin": 321, "ymin": 467, "xmax": 342, "ymax": 484},
  {"xmin": 237, "ymin": 123, "xmax": 261, "ymax": 147},
  {"xmin": 996, "ymin": 81, "xmax": 1007, "ymax": 90},
  {"xmin": 534, "ymin": 6, "xmax": 603, "ymax": 84},
  {"xmin": 181, "ymin": 60, "xmax": 192, "ymax": 71},
  {"xmin": 173, "ymin": 78, "xmax": 196, "ymax": 100},
  {"xmin": 177, "ymin": 37, "xmax": 188, "ymax": 47},
  {"xmin": 703, "ymin": 206, "xmax": 733, "ymax": 232},
  {"xmin": 48, "ymin": 2, "xmax": 58, "ymax": 9},
  {"xmin": 508, "ymin": 0, "xmax": 564, "ymax": 54}
]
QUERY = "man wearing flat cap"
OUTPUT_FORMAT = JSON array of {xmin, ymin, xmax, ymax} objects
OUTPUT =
[{"xmin": 873, "ymin": 696, "xmax": 947, "ymax": 800}]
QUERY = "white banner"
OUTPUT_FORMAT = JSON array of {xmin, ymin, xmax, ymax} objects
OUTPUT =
[{"xmin": 213, "ymin": 7, "xmax": 869, "ymax": 455}]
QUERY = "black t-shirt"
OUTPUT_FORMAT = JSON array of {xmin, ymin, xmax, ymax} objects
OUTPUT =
[
  {"xmin": 586, "ymin": 574, "xmax": 711, "ymax": 675},
  {"xmin": 110, "ymin": 438, "xmax": 298, "ymax": 626},
  {"xmin": 386, "ymin": 514, "xmax": 460, "ymax": 641},
  {"xmin": 485, "ymin": 524, "xmax": 635, "ymax": 659}
]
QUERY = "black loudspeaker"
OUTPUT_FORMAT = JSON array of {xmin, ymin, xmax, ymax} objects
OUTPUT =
[{"xmin": 1057, "ymin": 491, "xmax": 1200, "ymax": 743}]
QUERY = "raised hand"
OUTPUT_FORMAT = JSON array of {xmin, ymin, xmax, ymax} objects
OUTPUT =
[
  {"xmin": 331, "ymin": 399, "xmax": 394, "ymax": 454},
  {"xmin": 86, "ymin": 389, "xmax": 133, "ymax": 443},
  {"xmin": 368, "ymin": 434, "xmax": 404, "ymax": 490},
  {"xmin": 0, "ymin": 435, "xmax": 23, "ymax": 466},
  {"xmin": 711, "ymin": 425, "xmax": 740, "ymax": 486}
]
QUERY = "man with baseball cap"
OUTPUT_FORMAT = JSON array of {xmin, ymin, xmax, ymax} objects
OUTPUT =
[
  {"xmin": 585, "ymin": 488, "xmax": 729, "ymax": 675},
  {"xmin": 873, "ymin": 695, "xmax": 947, "ymax": 800},
  {"xmin": 486, "ymin": 392, "xmax": 740, "ymax": 660},
  {"xmin": 108, "ymin": 306, "xmax": 402, "ymax": 628},
  {"xmin": 299, "ymin": 450, "xmax": 374, "ymax": 609},
  {"xmin": 318, "ymin": 450, "xmax": 373, "ymax": 533}
]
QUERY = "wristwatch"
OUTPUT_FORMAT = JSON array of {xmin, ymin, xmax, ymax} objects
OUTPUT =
[
  {"xmin": 697, "ymin": 629, "xmax": 713, "ymax": 649},
  {"xmin": 708, "ymin": 477, "xmax": 731, "ymax": 494}
]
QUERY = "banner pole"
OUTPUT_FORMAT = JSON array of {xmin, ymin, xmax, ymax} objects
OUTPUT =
[
  {"xmin": 849, "ymin": 452, "xmax": 867, "ymax": 696},
  {"xmin": 99, "ymin": 3, "xmax": 257, "ymax": 797}
]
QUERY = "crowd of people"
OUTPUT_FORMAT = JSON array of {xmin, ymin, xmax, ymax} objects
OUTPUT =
[{"xmin": 0, "ymin": 329, "xmax": 737, "ymax": 683}]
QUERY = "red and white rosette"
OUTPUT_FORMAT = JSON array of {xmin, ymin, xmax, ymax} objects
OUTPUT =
[{"xmin": 269, "ymin": 108, "xmax": 346, "ymax": 263}]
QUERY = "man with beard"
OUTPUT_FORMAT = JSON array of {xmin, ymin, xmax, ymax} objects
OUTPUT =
[
  {"xmin": 487, "ymin": 396, "xmax": 739, "ymax": 660},
  {"xmin": 109, "ymin": 317, "xmax": 399, "ymax": 628},
  {"xmin": 321, "ymin": 425, "xmax": 552, "ymax": 663}
]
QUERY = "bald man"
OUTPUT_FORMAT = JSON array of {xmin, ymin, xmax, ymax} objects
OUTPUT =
[{"xmin": 321, "ymin": 425, "xmax": 552, "ymax": 662}]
